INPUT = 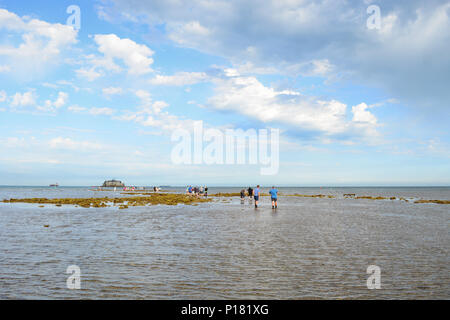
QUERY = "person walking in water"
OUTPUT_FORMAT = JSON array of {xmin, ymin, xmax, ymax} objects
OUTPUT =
[
  {"xmin": 240, "ymin": 188, "xmax": 246, "ymax": 203},
  {"xmin": 269, "ymin": 186, "xmax": 278, "ymax": 209},
  {"xmin": 247, "ymin": 187, "xmax": 253, "ymax": 201},
  {"xmin": 253, "ymin": 185, "xmax": 260, "ymax": 208}
]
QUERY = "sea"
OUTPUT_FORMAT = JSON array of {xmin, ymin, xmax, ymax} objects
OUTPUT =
[{"xmin": 0, "ymin": 186, "xmax": 448, "ymax": 299}]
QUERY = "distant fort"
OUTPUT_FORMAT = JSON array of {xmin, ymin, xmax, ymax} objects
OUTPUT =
[{"xmin": 102, "ymin": 179, "xmax": 125, "ymax": 187}]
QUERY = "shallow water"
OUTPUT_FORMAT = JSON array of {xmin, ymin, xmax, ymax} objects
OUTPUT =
[{"xmin": 0, "ymin": 187, "xmax": 449, "ymax": 299}]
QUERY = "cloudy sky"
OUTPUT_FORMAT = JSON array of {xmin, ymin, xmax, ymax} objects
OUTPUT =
[{"xmin": 0, "ymin": 0, "xmax": 449, "ymax": 186}]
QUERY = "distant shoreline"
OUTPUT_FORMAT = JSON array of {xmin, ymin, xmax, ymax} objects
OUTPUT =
[{"xmin": 0, "ymin": 185, "xmax": 449, "ymax": 188}]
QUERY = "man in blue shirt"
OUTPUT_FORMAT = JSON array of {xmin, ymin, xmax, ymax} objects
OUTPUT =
[
  {"xmin": 253, "ymin": 185, "xmax": 260, "ymax": 208},
  {"xmin": 269, "ymin": 186, "xmax": 278, "ymax": 209}
]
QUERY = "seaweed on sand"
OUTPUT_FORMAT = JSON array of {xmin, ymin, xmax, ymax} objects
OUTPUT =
[{"xmin": 2, "ymin": 193, "xmax": 211, "ymax": 208}]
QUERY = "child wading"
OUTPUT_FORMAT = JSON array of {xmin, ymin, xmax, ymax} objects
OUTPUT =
[
  {"xmin": 269, "ymin": 186, "xmax": 278, "ymax": 209},
  {"xmin": 254, "ymin": 185, "xmax": 260, "ymax": 208}
]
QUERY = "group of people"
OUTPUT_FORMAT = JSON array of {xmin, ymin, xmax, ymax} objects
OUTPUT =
[
  {"xmin": 121, "ymin": 186, "xmax": 160, "ymax": 192},
  {"xmin": 185, "ymin": 184, "xmax": 278, "ymax": 207},
  {"xmin": 240, "ymin": 185, "xmax": 278, "ymax": 209},
  {"xmin": 123, "ymin": 186, "xmax": 139, "ymax": 191},
  {"xmin": 186, "ymin": 185, "xmax": 208, "ymax": 197}
]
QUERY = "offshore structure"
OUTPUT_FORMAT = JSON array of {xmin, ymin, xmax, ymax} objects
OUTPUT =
[{"xmin": 102, "ymin": 179, "xmax": 125, "ymax": 187}]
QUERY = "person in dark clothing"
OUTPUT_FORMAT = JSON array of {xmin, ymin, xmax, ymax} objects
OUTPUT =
[{"xmin": 240, "ymin": 188, "xmax": 246, "ymax": 203}]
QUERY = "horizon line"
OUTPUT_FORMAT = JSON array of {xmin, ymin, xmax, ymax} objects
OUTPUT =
[{"xmin": 0, "ymin": 185, "xmax": 449, "ymax": 188}]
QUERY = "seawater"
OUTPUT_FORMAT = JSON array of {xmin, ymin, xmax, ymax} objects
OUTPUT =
[{"xmin": 0, "ymin": 186, "xmax": 448, "ymax": 299}]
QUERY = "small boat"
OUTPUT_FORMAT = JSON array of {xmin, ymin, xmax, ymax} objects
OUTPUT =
[{"xmin": 49, "ymin": 183, "xmax": 59, "ymax": 187}]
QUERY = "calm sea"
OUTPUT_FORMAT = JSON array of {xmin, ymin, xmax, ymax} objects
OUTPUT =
[{"xmin": 0, "ymin": 186, "xmax": 448, "ymax": 299}]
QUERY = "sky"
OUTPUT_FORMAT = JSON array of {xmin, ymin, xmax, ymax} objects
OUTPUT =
[{"xmin": 0, "ymin": 0, "xmax": 449, "ymax": 186}]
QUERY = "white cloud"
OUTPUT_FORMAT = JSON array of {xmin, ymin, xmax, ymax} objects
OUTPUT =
[
  {"xmin": 103, "ymin": 0, "xmax": 450, "ymax": 111},
  {"xmin": 286, "ymin": 59, "xmax": 335, "ymax": 77},
  {"xmin": 93, "ymin": 34, "xmax": 154, "ymax": 75},
  {"xmin": 53, "ymin": 91, "xmax": 68, "ymax": 108},
  {"xmin": 6, "ymin": 90, "xmax": 70, "ymax": 113},
  {"xmin": 37, "ymin": 91, "xmax": 68, "ymax": 112},
  {"xmin": 208, "ymin": 74, "xmax": 378, "ymax": 138},
  {"xmin": 102, "ymin": 87, "xmax": 123, "ymax": 96},
  {"xmin": 168, "ymin": 21, "xmax": 213, "ymax": 48},
  {"xmin": 0, "ymin": 135, "xmax": 184, "ymax": 176},
  {"xmin": 135, "ymin": 89, "xmax": 151, "ymax": 102},
  {"xmin": 0, "ymin": 65, "xmax": 11, "ymax": 73},
  {"xmin": 152, "ymin": 101, "xmax": 169, "ymax": 114},
  {"xmin": 89, "ymin": 107, "xmax": 115, "ymax": 116},
  {"xmin": 134, "ymin": 90, "xmax": 168, "ymax": 114},
  {"xmin": 0, "ymin": 137, "xmax": 29, "ymax": 148},
  {"xmin": 352, "ymin": 103, "xmax": 377, "ymax": 125},
  {"xmin": 83, "ymin": 53, "xmax": 121, "ymax": 73},
  {"xmin": 0, "ymin": 8, "xmax": 77, "ymax": 75},
  {"xmin": 67, "ymin": 105, "xmax": 87, "ymax": 113},
  {"xmin": 41, "ymin": 82, "xmax": 59, "ymax": 89},
  {"xmin": 89, "ymin": 108, "xmax": 114, "ymax": 116},
  {"xmin": 149, "ymin": 72, "xmax": 209, "ymax": 86},
  {"xmin": 76, "ymin": 68, "xmax": 102, "ymax": 82},
  {"xmin": 11, "ymin": 91, "xmax": 36, "ymax": 107},
  {"xmin": 137, "ymin": 112, "xmax": 198, "ymax": 132},
  {"xmin": 49, "ymin": 137, "xmax": 104, "ymax": 151},
  {"xmin": 43, "ymin": 80, "xmax": 88, "ymax": 93},
  {"xmin": 223, "ymin": 68, "xmax": 240, "ymax": 77},
  {"xmin": 114, "ymin": 92, "xmax": 196, "ymax": 132},
  {"xmin": 0, "ymin": 90, "xmax": 6, "ymax": 102},
  {"xmin": 67, "ymin": 105, "xmax": 114, "ymax": 116},
  {"xmin": 233, "ymin": 62, "xmax": 278, "ymax": 75},
  {"xmin": 181, "ymin": 21, "xmax": 210, "ymax": 37},
  {"xmin": 74, "ymin": 34, "xmax": 154, "ymax": 80}
]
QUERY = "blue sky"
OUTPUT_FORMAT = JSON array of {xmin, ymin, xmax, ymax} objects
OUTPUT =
[{"xmin": 0, "ymin": 0, "xmax": 449, "ymax": 186}]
